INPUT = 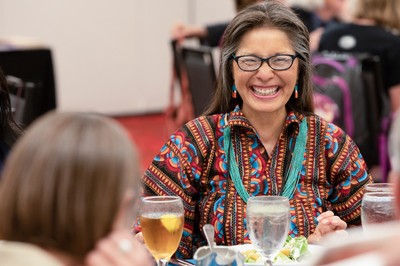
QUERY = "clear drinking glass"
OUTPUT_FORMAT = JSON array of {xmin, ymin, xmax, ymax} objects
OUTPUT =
[
  {"xmin": 140, "ymin": 196, "xmax": 184, "ymax": 266},
  {"xmin": 247, "ymin": 196, "xmax": 290, "ymax": 266},
  {"xmin": 361, "ymin": 192, "xmax": 396, "ymax": 233}
]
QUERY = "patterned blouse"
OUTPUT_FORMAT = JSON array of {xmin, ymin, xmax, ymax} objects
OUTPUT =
[{"xmin": 142, "ymin": 108, "xmax": 372, "ymax": 258}]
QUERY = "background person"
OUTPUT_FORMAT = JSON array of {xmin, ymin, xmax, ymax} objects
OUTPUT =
[
  {"xmin": 318, "ymin": 0, "xmax": 400, "ymax": 113},
  {"xmin": 0, "ymin": 112, "xmax": 153, "ymax": 266},
  {"xmin": 287, "ymin": 0, "xmax": 347, "ymax": 52},
  {"xmin": 142, "ymin": 1, "xmax": 371, "ymax": 259},
  {"xmin": 171, "ymin": 0, "xmax": 263, "ymax": 47}
]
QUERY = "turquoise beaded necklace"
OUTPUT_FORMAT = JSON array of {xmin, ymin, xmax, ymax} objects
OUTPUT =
[{"xmin": 223, "ymin": 119, "xmax": 308, "ymax": 203}]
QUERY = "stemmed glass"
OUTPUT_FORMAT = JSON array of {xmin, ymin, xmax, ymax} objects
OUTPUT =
[
  {"xmin": 140, "ymin": 196, "xmax": 184, "ymax": 266},
  {"xmin": 361, "ymin": 192, "xmax": 396, "ymax": 234},
  {"xmin": 247, "ymin": 196, "xmax": 290, "ymax": 266}
]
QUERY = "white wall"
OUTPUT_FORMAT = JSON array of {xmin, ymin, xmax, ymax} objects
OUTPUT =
[{"xmin": 0, "ymin": 0, "xmax": 234, "ymax": 115}]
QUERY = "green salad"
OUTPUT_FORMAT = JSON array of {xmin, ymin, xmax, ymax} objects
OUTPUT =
[
  {"xmin": 274, "ymin": 236, "xmax": 310, "ymax": 263},
  {"xmin": 242, "ymin": 236, "xmax": 310, "ymax": 264}
]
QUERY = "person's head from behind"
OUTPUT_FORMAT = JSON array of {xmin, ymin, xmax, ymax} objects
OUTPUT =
[
  {"xmin": 0, "ymin": 112, "xmax": 140, "ymax": 261},
  {"xmin": 352, "ymin": 0, "xmax": 400, "ymax": 31},
  {"xmin": 206, "ymin": 0, "xmax": 313, "ymax": 115}
]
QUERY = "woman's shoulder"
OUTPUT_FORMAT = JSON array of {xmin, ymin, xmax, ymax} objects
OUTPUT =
[
  {"xmin": 172, "ymin": 114, "xmax": 225, "ymax": 145},
  {"xmin": 184, "ymin": 114, "xmax": 225, "ymax": 131},
  {"xmin": 0, "ymin": 241, "xmax": 62, "ymax": 266},
  {"xmin": 305, "ymin": 113, "xmax": 360, "ymax": 158},
  {"xmin": 305, "ymin": 113, "xmax": 347, "ymax": 138},
  {"xmin": 321, "ymin": 22, "xmax": 356, "ymax": 37}
]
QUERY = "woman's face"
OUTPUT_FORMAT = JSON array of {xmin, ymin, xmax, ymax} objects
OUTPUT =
[{"xmin": 232, "ymin": 27, "xmax": 299, "ymax": 118}]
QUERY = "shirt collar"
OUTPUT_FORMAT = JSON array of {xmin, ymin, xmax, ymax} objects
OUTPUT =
[{"xmin": 226, "ymin": 105, "xmax": 305, "ymax": 132}]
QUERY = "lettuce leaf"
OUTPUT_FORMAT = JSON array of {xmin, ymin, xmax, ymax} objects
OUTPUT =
[{"xmin": 274, "ymin": 236, "xmax": 310, "ymax": 263}]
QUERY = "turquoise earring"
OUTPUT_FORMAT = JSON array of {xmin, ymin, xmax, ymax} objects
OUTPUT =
[
  {"xmin": 232, "ymin": 84, "xmax": 237, "ymax": 98},
  {"xmin": 294, "ymin": 84, "xmax": 298, "ymax": 99}
]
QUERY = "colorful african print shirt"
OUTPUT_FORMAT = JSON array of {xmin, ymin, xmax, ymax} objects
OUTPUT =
[{"xmin": 142, "ymin": 108, "xmax": 372, "ymax": 258}]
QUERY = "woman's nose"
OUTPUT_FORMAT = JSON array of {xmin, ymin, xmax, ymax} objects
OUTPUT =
[{"xmin": 255, "ymin": 62, "xmax": 275, "ymax": 79}]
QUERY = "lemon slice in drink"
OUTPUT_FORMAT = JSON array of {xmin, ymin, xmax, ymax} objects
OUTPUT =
[{"xmin": 160, "ymin": 214, "xmax": 181, "ymax": 233}]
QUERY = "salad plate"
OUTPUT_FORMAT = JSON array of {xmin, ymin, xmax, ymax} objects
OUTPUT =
[{"xmin": 229, "ymin": 243, "xmax": 324, "ymax": 266}]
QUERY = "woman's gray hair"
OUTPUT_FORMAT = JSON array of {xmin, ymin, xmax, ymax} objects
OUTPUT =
[
  {"xmin": 389, "ymin": 112, "xmax": 400, "ymax": 173},
  {"xmin": 204, "ymin": 0, "xmax": 314, "ymax": 115}
]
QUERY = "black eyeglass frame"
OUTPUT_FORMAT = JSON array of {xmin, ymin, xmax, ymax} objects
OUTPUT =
[{"xmin": 232, "ymin": 53, "xmax": 299, "ymax": 72}]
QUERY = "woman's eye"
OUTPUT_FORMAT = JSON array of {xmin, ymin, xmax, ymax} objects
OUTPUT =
[{"xmin": 242, "ymin": 58, "xmax": 258, "ymax": 64}]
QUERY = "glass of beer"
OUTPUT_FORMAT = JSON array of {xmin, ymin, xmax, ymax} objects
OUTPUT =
[{"xmin": 140, "ymin": 196, "xmax": 184, "ymax": 266}]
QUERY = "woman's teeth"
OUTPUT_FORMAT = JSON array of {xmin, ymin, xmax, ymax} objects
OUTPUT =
[{"xmin": 252, "ymin": 86, "xmax": 279, "ymax": 96}]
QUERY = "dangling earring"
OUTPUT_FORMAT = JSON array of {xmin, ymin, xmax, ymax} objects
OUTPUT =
[
  {"xmin": 294, "ymin": 84, "xmax": 299, "ymax": 99},
  {"xmin": 232, "ymin": 84, "xmax": 237, "ymax": 98}
]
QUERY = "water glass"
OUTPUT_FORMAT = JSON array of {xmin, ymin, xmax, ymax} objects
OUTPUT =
[
  {"xmin": 361, "ymin": 192, "xmax": 396, "ymax": 233},
  {"xmin": 247, "ymin": 196, "xmax": 290, "ymax": 266}
]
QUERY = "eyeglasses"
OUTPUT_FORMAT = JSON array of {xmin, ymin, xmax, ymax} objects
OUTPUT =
[{"xmin": 232, "ymin": 54, "xmax": 298, "ymax": 71}]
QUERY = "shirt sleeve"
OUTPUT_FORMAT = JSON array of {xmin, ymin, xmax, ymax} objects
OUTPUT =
[
  {"xmin": 386, "ymin": 40, "xmax": 400, "ymax": 89},
  {"xmin": 324, "ymin": 123, "xmax": 373, "ymax": 225}
]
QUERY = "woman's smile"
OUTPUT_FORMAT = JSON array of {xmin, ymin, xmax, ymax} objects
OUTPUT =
[{"xmin": 251, "ymin": 85, "xmax": 280, "ymax": 97}]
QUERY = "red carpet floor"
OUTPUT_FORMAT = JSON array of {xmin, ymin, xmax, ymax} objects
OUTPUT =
[{"xmin": 113, "ymin": 113, "xmax": 170, "ymax": 172}]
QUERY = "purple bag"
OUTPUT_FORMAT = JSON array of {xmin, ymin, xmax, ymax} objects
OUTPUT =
[{"xmin": 312, "ymin": 52, "xmax": 391, "ymax": 178}]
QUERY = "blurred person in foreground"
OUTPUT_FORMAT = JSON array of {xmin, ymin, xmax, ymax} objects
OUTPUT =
[
  {"xmin": 311, "ymin": 112, "xmax": 400, "ymax": 266},
  {"xmin": 0, "ymin": 112, "xmax": 153, "ymax": 266},
  {"xmin": 142, "ymin": 0, "xmax": 372, "ymax": 259},
  {"xmin": 318, "ymin": 0, "xmax": 400, "ymax": 113},
  {"xmin": 0, "ymin": 67, "xmax": 22, "ymax": 172}
]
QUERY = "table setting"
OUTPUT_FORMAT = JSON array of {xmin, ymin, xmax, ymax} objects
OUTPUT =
[{"xmin": 140, "ymin": 195, "xmax": 324, "ymax": 266}]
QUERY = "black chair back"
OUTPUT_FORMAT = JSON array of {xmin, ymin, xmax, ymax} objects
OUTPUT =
[{"xmin": 181, "ymin": 46, "xmax": 216, "ymax": 117}]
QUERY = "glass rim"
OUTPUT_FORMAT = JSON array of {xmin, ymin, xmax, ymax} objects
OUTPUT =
[
  {"xmin": 365, "ymin": 183, "xmax": 394, "ymax": 188},
  {"xmin": 363, "ymin": 191, "xmax": 395, "ymax": 197},
  {"xmin": 141, "ymin": 195, "xmax": 182, "ymax": 203},
  {"xmin": 247, "ymin": 195, "xmax": 289, "ymax": 202}
]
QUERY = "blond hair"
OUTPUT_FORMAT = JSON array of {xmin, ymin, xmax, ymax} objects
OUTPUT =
[
  {"xmin": 0, "ymin": 112, "xmax": 140, "ymax": 259},
  {"xmin": 353, "ymin": 0, "xmax": 400, "ymax": 31}
]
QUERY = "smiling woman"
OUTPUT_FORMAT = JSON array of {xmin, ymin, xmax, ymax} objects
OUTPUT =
[{"xmin": 141, "ymin": 0, "xmax": 372, "ymax": 259}]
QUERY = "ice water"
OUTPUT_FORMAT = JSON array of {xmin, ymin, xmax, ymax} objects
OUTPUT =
[
  {"xmin": 247, "ymin": 205, "xmax": 290, "ymax": 257},
  {"xmin": 361, "ymin": 192, "xmax": 396, "ymax": 232}
]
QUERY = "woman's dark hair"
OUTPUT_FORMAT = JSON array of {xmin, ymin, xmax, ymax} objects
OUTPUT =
[{"xmin": 205, "ymin": 0, "xmax": 314, "ymax": 115}]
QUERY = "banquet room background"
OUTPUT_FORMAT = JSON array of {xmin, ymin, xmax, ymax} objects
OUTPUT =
[
  {"xmin": 0, "ymin": 0, "xmax": 235, "ymax": 169},
  {"xmin": 0, "ymin": 0, "xmax": 233, "ymax": 114}
]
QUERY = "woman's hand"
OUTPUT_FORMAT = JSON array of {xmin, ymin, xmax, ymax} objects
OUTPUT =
[
  {"xmin": 308, "ymin": 211, "xmax": 348, "ymax": 244},
  {"xmin": 84, "ymin": 229, "xmax": 153, "ymax": 266}
]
